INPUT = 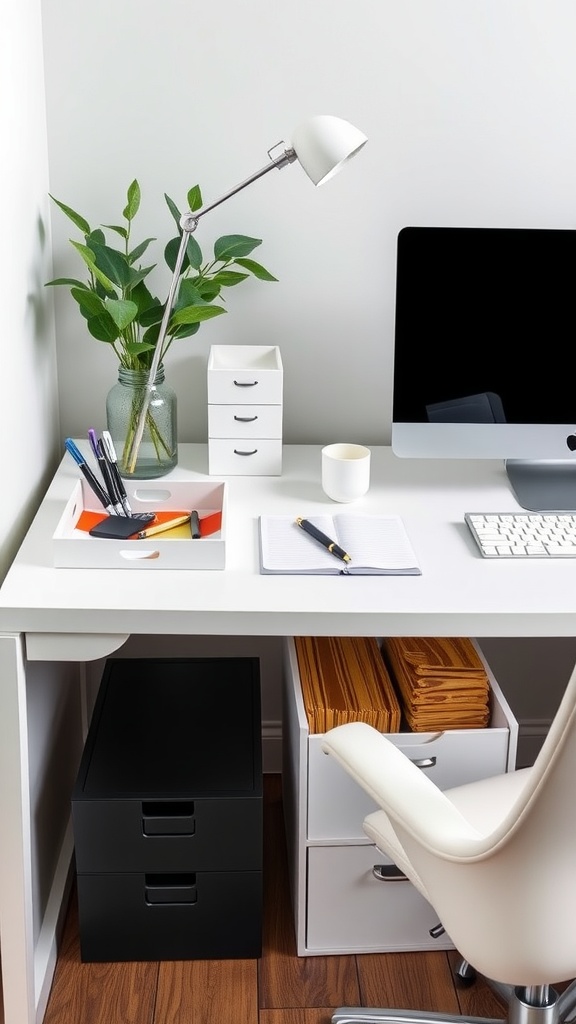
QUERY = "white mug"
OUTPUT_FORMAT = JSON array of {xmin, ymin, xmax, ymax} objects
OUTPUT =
[{"xmin": 321, "ymin": 443, "xmax": 371, "ymax": 502}]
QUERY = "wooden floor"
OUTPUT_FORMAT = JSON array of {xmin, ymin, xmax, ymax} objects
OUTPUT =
[{"xmin": 38, "ymin": 775, "xmax": 506, "ymax": 1024}]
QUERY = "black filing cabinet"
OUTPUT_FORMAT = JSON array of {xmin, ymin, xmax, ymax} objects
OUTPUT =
[{"xmin": 72, "ymin": 657, "xmax": 262, "ymax": 962}]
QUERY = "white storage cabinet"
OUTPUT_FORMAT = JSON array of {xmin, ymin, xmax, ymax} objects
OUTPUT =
[
  {"xmin": 207, "ymin": 345, "xmax": 283, "ymax": 475},
  {"xmin": 282, "ymin": 636, "xmax": 518, "ymax": 956}
]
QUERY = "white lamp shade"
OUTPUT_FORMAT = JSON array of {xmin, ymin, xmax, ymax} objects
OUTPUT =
[{"xmin": 290, "ymin": 114, "xmax": 368, "ymax": 186}]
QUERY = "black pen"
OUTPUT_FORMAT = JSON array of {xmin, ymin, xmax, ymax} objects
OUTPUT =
[
  {"xmin": 95, "ymin": 437, "xmax": 125, "ymax": 516},
  {"xmin": 295, "ymin": 516, "xmax": 352, "ymax": 563},
  {"xmin": 101, "ymin": 431, "xmax": 133, "ymax": 516},
  {"xmin": 64, "ymin": 438, "xmax": 116, "ymax": 515},
  {"xmin": 190, "ymin": 510, "xmax": 201, "ymax": 538}
]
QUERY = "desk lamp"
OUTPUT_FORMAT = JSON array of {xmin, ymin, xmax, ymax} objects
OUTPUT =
[{"xmin": 125, "ymin": 114, "xmax": 368, "ymax": 473}]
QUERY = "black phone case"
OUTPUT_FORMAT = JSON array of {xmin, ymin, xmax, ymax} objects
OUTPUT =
[{"xmin": 89, "ymin": 516, "xmax": 145, "ymax": 540}]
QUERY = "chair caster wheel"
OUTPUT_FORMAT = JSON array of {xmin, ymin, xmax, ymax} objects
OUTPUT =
[{"xmin": 454, "ymin": 959, "xmax": 477, "ymax": 987}]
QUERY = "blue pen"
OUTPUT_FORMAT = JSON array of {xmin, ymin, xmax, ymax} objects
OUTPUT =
[{"xmin": 64, "ymin": 438, "xmax": 116, "ymax": 514}]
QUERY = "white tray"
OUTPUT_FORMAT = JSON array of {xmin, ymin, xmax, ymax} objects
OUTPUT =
[{"xmin": 52, "ymin": 478, "xmax": 227, "ymax": 570}]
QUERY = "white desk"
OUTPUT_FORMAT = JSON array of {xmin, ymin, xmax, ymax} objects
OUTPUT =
[{"xmin": 1, "ymin": 444, "xmax": 576, "ymax": 1024}]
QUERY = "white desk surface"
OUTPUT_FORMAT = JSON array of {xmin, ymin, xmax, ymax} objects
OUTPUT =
[{"xmin": 1, "ymin": 443, "xmax": 576, "ymax": 639}]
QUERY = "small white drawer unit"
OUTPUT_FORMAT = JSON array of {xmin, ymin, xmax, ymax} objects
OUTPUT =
[
  {"xmin": 208, "ymin": 345, "xmax": 283, "ymax": 475},
  {"xmin": 282, "ymin": 637, "xmax": 518, "ymax": 956}
]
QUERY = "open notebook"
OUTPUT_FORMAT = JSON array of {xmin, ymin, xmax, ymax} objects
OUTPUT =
[{"xmin": 259, "ymin": 514, "xmax": 421, "ymax": 575}]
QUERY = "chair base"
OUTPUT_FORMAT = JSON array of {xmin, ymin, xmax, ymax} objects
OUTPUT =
[{"xmin": 332, "ymin": 977, "xmax": 576, "ymax": 1024}]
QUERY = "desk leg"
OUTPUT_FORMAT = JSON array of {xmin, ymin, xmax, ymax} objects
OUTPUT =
[{"xmin": 0, "ymin": 633, "xmax": 36, "ymax": 1024}]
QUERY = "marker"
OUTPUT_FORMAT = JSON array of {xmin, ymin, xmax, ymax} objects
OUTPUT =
[
  {"xmin": 64, "ymin": 438, "xmax": 116, "ymax": 515},
  {"xmin": 136, "ymin": 514, "xmax": 192, "ymax": 540},
  {"xmin": 295, "ymin": 516, "xmax": 352, "ymax": 563}
]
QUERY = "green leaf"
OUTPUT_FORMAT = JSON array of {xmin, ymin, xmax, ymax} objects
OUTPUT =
[
  {"xmin": 186, "ymin": 234, "xmax": 203, "ymax": 269},
  {"xmin": 45, "ymin": 277, "xmax": 90, "ymax": 289},
  {"xmin": 131, "ymin": 280, "xmax": 158, "ymax": 314},
  {"xmin": 234, "ymin": 257, "xmax": 278, "ymax": 282},
  {"xmin": 70, "ymin": 241, "xmax": 116, "ymax": 293},
  {"xmin": 187, "ymin": 185, "xmax": 203, "ymax": 212},
  {"xmin": 196, "ymin": 280, "xmax": 221, "ymax": 301},
  {"xmin": 49, "ymin": 195, "xmax": 90, "ymax": 235},
  {"xmin": 106, "ymin": 298, "xmax": 138, "ymax": 330},
  {"xmin": 172, "ymin": 322, "xmax": 201, "ymax": 339},
  {"xmin": 123, "ymin": 180, "xmax": 140, "ymax": 222},
  {"xmin": 139, "ymin": 302, "xmax": 165, "ymax": 327},
  {"xmin": 170, "ymin": 304, "xmax": 226, "ymax": 326},
  {"xmin": 164, "ymin": 236, "xmax": 188, "ymax": 275},
  {"xmin": 89, "ymin": 228, "xmax": 106, "ymax": 245},
  {"xmin": 142, "ymin": 323, "xmax": 161, "ymax": 347},
  {"xmin": 211, "ymin": 271, "xmax": 249, "ymax": 288},
  {"xmin": 164, "ymin": 193, "xmax": 182, "ymax": 228},
  {"xmin": 88, "ymin": 240, "xmax": 132, "ymax": 288},
  {"xmin": 128, "ymin": 237, "xmax": 156, "ymax": 264},
  {"xmin": 104, "ymin": 223, "xmax": 128, "ymax": 239},
  {"xmin": 70, "ymin": 287, "xmax": 106, "ymax": 318},
  {"xmin": 175, "ymin": 278, "xmax": 204, "ymax": 308},
  {"xmin": 128, "ymin": 264, "xmax": 156, "ymax": 289},
  {"xmin": 126, "ymin": 340, "xmax": 156, "ymax": 357},
  {"xmin": 214, "ymin": 234, "xmax": 262, "ymax": 261},
  {"xmin": 87, "ymin": 312, "xmax": 121, "ymax": 342}
]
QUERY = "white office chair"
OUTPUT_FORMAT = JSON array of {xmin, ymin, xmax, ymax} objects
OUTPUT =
[{"xmin": 321, "ymin": 660, "xmax": 576, "ymax": 1024}]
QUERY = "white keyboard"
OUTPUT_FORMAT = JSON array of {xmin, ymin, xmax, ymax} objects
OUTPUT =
[{"xmin": 465, "ymin": 512, "xmax": 576, "ymax": 558}]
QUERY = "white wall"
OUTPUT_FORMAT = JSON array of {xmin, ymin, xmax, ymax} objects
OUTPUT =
[
  {"xmin": 1, "ymin": 0, "xmax": 60, "ymax": 580},
  {"xmin": 0, "ymin": 0, "xmax": 84, "ymax": 1006},
  {"xmin": 43, "ymin": 0, "xmax": 576, "ymax": 446}
]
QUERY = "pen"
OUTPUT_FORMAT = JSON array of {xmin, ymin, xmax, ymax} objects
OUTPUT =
[
  {"xmin": 295, "ymin": 516, "xmax": 352, "ymax": 563},
  {"xmin": 101, "ymin": 431, "xmax": 133, "ymax": 515},
  {"xmin": 64, "ymin": 438, "xmax": 116, "ymax": 515},
  {"xmin": 136, "ymin": 514, "xmax": 192, "ymax": 540},
  {"xmin": 91, "ymin": 432, "xmax": 125, "ymax": 516},
  {"xmin": 190, "ymin": 510, "xmax": 201, "ymax": 539}
]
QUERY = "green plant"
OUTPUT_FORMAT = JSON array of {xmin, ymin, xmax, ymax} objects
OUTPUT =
[{"xmin": 46, "ymin": 179, "xmax": 277, "ymax": 371}]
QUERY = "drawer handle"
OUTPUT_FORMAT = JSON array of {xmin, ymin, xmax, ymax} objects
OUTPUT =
[
  {"xmin": 372, "ymin": 864, "xmax": 408, "ymax": 882},
  {"xmin": 144, "ymin": 873, "xmax": 197, "ymax": 905},
  {"xmin": 142, "ymin": 800, "xmax": 195, "ymax": 836},
  {"xmin": 234, "ymin": 379, "xmax": 258, "ymax": 387},
  {"xmin": 234, "ymin": 415, "xmax": 258, "ymax": 422},
  {"xmin": 410, "ymin": 756, "xmax": 437, "ymax": 770},
  {"xmin": 234, "ymin": 448, "xmax": 258, "ymax": 456}
]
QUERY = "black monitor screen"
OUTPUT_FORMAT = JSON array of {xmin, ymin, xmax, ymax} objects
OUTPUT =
[{"xmin": 393, "ymin": 226, "xmax": 576, "ymax": 426}]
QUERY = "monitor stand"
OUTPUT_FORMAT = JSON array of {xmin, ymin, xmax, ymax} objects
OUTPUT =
[{"xmin": 505, "ymin": 459, "xmax": 576, "ymax": 512}]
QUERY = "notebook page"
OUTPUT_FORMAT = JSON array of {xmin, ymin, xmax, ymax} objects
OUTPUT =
[
  {"xmin": 259, "ymin": 515, "xmax": 342, "ymax": 572},
  {"xmin": 334, "ymin": 514, "xmax": 420, "ymax": 571}
]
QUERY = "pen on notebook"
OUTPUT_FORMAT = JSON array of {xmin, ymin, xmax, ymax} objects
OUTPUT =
[
  {"xmin": 64, "ymin": 438, "xmax": 116, "ymax": 515},
  {"xmin": 136, "ymin": 514, "xmax": 191, "ymax": 540},
  {"xmin": 101, "ymin": 430, "xmax": 133, "ymax": 515},
  {"xmin": 295, "ymin": 516, "xmax": 352, "ymax": 564}
]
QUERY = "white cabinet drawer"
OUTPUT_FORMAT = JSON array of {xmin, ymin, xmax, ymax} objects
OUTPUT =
[
  {"xmin": 207, "ymin": 345, "xmax": 283, "ymax": 405},
  {"xmin": 208, "ymin": 404, "xmax": 283, "ymax": 439},
  {"xmin": 283, "ymin": 637, "xmax": 518, "ymax": 843},
  {"xmin": 208, "ymin": 438, "xmax": 282, "ymax": 476},
  {"xmin": 306, "ymin": 845, "xmax": 453, "ymax": 953}
]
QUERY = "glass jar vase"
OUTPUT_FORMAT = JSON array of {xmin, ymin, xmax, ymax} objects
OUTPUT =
[{"xmin": 106, "ymin": 364, "xmax": 177, "ymax": 479}]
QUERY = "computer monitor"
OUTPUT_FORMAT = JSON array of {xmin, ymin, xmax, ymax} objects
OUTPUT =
[{"xmin": 391, "ymin": 225, "xmax": 576, "ymax": 511}]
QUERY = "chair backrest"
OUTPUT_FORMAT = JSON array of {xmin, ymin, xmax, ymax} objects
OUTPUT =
[{"xmin": 391, "ymin": 659, "xmax": 576, "ymax": 986}]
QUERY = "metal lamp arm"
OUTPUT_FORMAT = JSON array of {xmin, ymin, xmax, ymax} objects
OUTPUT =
[{"xmin": 125, "ymin": 144, "xmax": 297, "ymax": 475}]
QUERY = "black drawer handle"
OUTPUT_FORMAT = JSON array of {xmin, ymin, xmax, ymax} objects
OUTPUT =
[
  {"xmin": 234, "ymin": 415, "xmax": 258, "ymax": 422},
  {"xmin": 142, "ymin": 800, "xmax": 195, "ymax": 836},
  {"xmin": 410, "ymin": 757, "xmax": 437, "ymax": 770},
  {"xmin": 145, "ymin": 873, "xmax": 197, "ymax": 905},
  {"xmin": 233, "ymin": 379, "xmax": 258, "ymax": 387},
  {"xmin": 234, "ymin": 448, "xmax": 258, "ymax": 456},
  {"xmin": 372, "ymin": 864, "xmax": 408, "ymax": 882}
]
